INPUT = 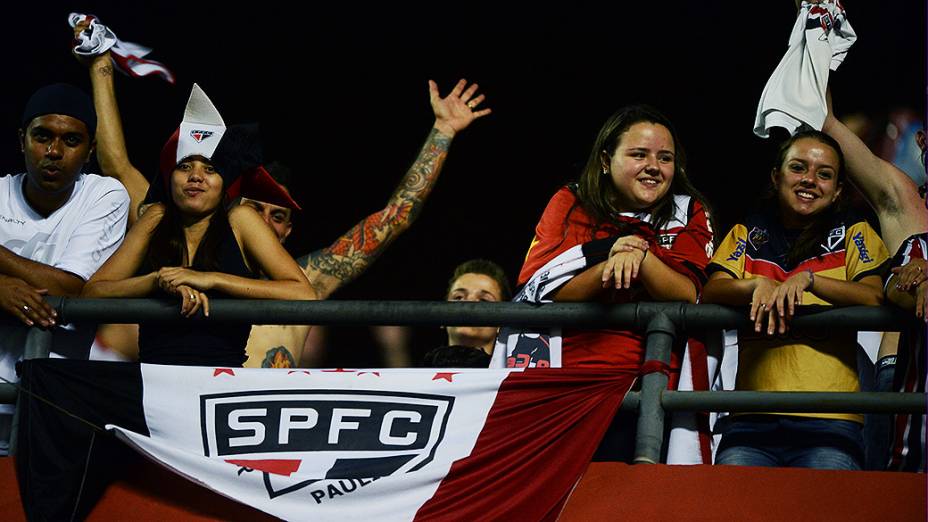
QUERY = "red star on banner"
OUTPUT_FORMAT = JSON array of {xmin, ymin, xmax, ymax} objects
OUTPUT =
[
  {"xmin": 358, "ymin": 372, "xmax": 381, "ymax": 377},
  {"xmin": 287, "ymin": 370, "xmax": 311, "ymax": 375},
  {"xmin": 322, "ymin": 368, "xmax": 356, "ymax": 373},
  {"xmin": 213, "ymin": 368, "xmax": 235, "ymax": 377},
  {"xmin": 432, "ymin": 372, "xmax": 458, "ymax": 382}
]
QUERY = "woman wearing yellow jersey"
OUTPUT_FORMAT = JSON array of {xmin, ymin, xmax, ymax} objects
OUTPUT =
[{"xmin": 701, "ymin": 130, "xmax": 889, "ymax": 470}]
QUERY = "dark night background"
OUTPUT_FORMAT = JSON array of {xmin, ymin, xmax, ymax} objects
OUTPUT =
[{"xmin": 4, "ymin": 2, "xmax": 925, "ymax": 365}]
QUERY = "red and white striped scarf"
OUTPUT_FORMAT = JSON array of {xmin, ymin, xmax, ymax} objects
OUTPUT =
[{"xmin": 69, "ymin": 13, "xmax": 176, "ymax": 84}]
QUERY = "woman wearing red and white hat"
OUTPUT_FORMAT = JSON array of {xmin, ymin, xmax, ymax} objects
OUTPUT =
[{"xmin": 83, "ymin": 84, "xmax": 315, "ymax": 367}]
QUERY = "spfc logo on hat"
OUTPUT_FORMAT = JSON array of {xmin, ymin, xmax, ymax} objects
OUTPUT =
[{"xmin": 190, "ymin": 129, "xmax": 214, "ymax": 143}]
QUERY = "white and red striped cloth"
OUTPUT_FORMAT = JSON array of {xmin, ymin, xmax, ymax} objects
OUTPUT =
[
  {"xmin": 17, "ymin": 360, "xmax": 635, "ymax": 521},
  {"xmin": 69, "ymin": 13, "xmax": 175, "ymax": 84},
  {"xmin": 754, "ymin": 0, "xmax": 856, "ymax": 137},
  {"xmin": 885, "ymin": 233, "xmax": 927, "ymax": 472}
]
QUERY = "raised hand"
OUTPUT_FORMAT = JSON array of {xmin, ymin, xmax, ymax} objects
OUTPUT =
[{"xmin": 430, "ymin": 79, "xmax": 492, "ymax": 138}]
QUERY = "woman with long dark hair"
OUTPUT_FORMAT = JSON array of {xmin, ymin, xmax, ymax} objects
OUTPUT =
[
  {"xmin": 701, "ymin": 129, "xmax": 889, "ymax": 470},
  {"xmin": 83, "ymin": 85, "xmax": 315, "ymax": 366},
  {"xmin": 507, "ymin": 105, "xmax": 714, "ymax": 373}
]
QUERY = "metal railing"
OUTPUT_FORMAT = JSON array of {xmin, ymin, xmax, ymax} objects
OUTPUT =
[{"xmin": 5, "ymin": 298, "xmax": 924, "ymax": 464}]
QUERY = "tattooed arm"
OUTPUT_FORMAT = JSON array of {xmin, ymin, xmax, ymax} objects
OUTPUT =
[{"xmin": 300, "ymin": 79, "xmax": 492, "ymax": 299}]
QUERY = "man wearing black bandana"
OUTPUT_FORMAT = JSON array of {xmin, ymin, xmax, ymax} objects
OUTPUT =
[{"xmin": 0, "ymin": 83, "xmax": 129, "ymax": 452}]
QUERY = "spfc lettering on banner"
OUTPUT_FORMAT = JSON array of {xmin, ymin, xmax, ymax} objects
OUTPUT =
[{"xmin": 200, "ymin": 389, "xmax": 454, "ymax": 498}]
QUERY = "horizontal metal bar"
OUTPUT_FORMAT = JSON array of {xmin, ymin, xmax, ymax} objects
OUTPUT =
[
  {"xmin": 42, "ymin": 298, "xmax": 913, "ymax": 331},
  {"xmin": 662, "ymin": 391, "xmax": 926, "ymax": 414}
]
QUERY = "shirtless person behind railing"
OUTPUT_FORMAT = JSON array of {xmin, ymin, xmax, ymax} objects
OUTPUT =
[{"xmin": 78, "ymin": 37, "xmax": 491, "ymax": 367}]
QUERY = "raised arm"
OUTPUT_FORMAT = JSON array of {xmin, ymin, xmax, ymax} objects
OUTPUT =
[
  {"xmin": 73, "ymin": 22, "xmax": 149, "ymax": 224},
  {"xmin": 85, "ymin": 53, "xmax": 150, "ymax": 225},
  {"xmin": 300, "ymin": 79, "xmax": 491, "ymax": 299},
  {"xmin": 822, "ymin": 93, "xmax": 924, "ymax": 249}
]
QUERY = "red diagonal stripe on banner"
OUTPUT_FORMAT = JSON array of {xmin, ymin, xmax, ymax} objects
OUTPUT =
[
  {"xmin": 287, "ymin": 370, "xmax": 311, "ymax": 375},
  {"xmin": 225, "ymin": 459, "xmax": 302, "ymax": 476},
  {"xmin": 213, "ymin": 368, "xmax": 235, "ymax": 377},
  {"xmin": 416, "ymin": 368, "xmax": 635, "ymax": 521},
  {"xmin": 322, "ymin": 368, "xmax": 356, "ymax": 373},
  {"xmin": 358, "ymin": 372, "xmax": 381, "ymax": 377},
  {"xmin": 432, "ymin": 372, "xmax": 458, "ymax": 382}
]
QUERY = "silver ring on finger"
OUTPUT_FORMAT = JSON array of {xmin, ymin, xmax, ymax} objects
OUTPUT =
[
  {"xmin": 190, "ymin": 293, "xmax": 197, "ymax": 300},
  {"xmin": 467, "ymin": 101, "xmax": 477, "ymax": 109},
  {"xmin": 22, "ymin": 305, "xmax": 29, "ymax": 312}
]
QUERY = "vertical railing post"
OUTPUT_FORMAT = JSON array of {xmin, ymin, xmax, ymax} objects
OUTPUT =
[
  {"xmin": 10, "ymin": 326, "xmax": 53, "ymax": 455},
  {"xmin": 634, "ymin": 311, "xmax": 675, "ymax": 464}
]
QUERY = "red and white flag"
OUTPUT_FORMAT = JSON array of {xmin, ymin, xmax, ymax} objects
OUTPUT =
[{"xmin": 17, "ymin": 360, "xmax": 635, "ymax": 521}]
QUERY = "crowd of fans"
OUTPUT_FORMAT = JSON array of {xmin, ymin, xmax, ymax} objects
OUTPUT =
[{"xmin": 0, "ymin": 3, "xmax": 924, "ymax": 481}]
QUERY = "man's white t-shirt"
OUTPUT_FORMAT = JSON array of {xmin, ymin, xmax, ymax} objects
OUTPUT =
[
  {"xmin": 0, "ymin": 172, "xmax": 129, "ymax": 281},
  {"xmin": 0, "ymin": 172, "xmax": 129, "ymax": 435}
]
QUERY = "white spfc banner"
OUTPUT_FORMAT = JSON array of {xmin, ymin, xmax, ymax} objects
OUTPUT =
[
  {"xmin": 18, "ymin": 359, "xmax": 633, "ymax": 521},
  {"xmin": 112, "ymin": 365, "xmax": 509, "ymax": 521}
]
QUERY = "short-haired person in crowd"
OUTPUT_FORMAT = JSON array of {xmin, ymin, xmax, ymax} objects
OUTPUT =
[
  {"xmin": 518, "ymin": 105, "xmax": 714, "ymax": 371},
  {"xmin": 82, "ymin": 85, "xmax": 315, "ymax": 367},
  {"xmin": 701, "ymin": 130, "xmax": 889, "ymax": 470},
  {"xmin": 78, "ymin": 39, "xmax": 491, "ymax": 367},
  {"xmin": 444, "ymin": 259, "xmax": 511, "ymax": 354},
  {"xmin": 422, "ymin": 259, "xmax": 510, "ymax": 368},
  {"xmin": 0, "ymin": 84, "xmax": 129, "ymax": 452}
]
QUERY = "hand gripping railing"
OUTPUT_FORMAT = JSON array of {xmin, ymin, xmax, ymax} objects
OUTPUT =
[{"xmin": 4, "ymin": 298, "xmax": 924, "ymax": 463}]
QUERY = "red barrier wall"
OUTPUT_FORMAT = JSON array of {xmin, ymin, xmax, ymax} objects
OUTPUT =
[{"xmin": 0, "ymin": 458, "xmax": 923, "ymax": 521}]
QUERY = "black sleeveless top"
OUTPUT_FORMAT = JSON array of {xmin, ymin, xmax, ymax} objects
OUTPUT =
[{"xmin": 138, "ymin": 222, "xmax": 255, "ymax": 367}]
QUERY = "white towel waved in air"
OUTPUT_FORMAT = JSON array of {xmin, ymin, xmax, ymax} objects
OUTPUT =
[
  {"xmin": 69, "ymin": 13, "xmax": 175, "ymax": 84},
  {"xmin": 753, "ymin": 0, "xmax": 855, "ymax": 138}
]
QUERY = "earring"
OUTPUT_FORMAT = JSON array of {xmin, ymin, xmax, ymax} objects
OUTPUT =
[{"xmin": 601, "ymin": 166, "xmax": 609, "ymax": 175}]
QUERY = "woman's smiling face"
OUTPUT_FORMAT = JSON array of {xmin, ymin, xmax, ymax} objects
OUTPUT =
[
  {"xmin": 772, "ymin": 137, "xmax": 843, "ymax": 228},
  {"xmin": 605, "ymin": 122, "xmax": 676, "ymax": 212}
]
